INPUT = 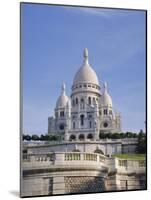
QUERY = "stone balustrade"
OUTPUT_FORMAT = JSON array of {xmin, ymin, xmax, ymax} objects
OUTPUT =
[
  {"xmin": 117, "ymin": 159, "xmax": 145, "ymax": 167},
  {"xmin": 23, "ymin": 152, "xmax": 106, "ymax": 164},
  {"xmin": 115, "ymin": 158, "xmax": 146, "ymax": 172},
  {"xmin": 23, "ymin": 153, "xmax": 55, "ymax": 162},
  {"xmin": 64, "ymin": 152, "xmax": 105, "ymax": 162},
  {"xmin": 22, "ymin": 151, "xmax": 145, "ymax": 173}
]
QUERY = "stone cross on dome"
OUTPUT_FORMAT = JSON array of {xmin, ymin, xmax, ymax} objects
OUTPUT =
[
  {"xmin": 61, "ymin": 83, "xmax": 66, "ymax": 95},
  {"xmin": 104, "ymin": 82, "xmax": 108, "ymax": 92},
  {"xmin": 83, "ymin": 48, "xmax": 89, "ymax": 65}
]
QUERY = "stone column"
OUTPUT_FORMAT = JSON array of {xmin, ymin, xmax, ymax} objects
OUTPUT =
[
  {"xmin": 53, "ymin": 176, "xmax": 65, "ymax": 195},
  {"xmin": 64, "ymin": 124, "xmax": 69, "ymax": 141},
  {"xmin": 94, "ymin": 119, "xmax": 99, "ymax": 140}
]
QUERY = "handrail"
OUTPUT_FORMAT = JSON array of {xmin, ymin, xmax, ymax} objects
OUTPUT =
[{"xmin": 23, "ymin": 152, "xmax": 107, "ymax": 163}]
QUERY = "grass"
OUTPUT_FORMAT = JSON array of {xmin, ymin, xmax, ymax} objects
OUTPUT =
[{"xmin": 113, "ymin": 154, "xmax": 146, "ymax": 160}]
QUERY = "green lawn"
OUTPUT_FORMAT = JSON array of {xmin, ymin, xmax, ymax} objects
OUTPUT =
[{"xmin": 113, "ymin": 154, "xmax": 146, "ymax": 160}]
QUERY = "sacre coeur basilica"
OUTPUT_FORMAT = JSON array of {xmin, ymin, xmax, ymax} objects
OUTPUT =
[{"xmin": 48, "ymin": 48, "xmax": 121, "ymax": 140}]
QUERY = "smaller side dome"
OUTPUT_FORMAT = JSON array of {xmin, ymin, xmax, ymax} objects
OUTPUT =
[
  {"xmin": 100, "ymin": 82, "xmax": 112, "ymax": 107},
  {"xmin": 56, "ymin": 83, "xmax": 69, "ymax": 108}
]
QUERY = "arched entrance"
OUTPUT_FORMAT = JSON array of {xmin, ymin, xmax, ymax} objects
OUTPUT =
[
  {"xmin": 70, "ymin": 135, "xmax": 76, "ymax": 141},
  {"xmin": 94, "ymin": 148, "xmax": 104, "ymax": 155},
  {"xmin": 87, "ymin": 133, "xmax": 93, "ymax": 140},
  {"xmin": 79, "ymin": 134, "xmax": 85, "ymax": 141}
]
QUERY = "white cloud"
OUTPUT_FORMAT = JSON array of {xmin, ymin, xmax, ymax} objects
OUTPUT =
[
  {"xmin": 63, "ymin": 6, "xmax": 115, "ymax": 18},
  {"xmin": 76, "ymin": 7, "xmax": 113, "ymax": 18}
]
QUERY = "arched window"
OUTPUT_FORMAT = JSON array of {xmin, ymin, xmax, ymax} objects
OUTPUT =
[
  {"xmin": 87, "ymin": 133, "xmax": 93, "ymax": 139},
  {"xmin": 72, "ymin": 99, "xmax": 75, "ymax": 107},
  {"xmin": 81, "ymin": 99, "xmax": 84, "ymax": 109},
  {"xmin": 93, "ymin": 97, "xmax": 95, "ymax": 104},
  {"xmin": 70, "ymin": 135, "xmax": 76, "ymax": 140},
  {"xmin": 80, "ymin": 114, "xmax": 84, "ymax": 126},
  {"xmin": 60, "ymin": 111, "xmax": 64, "ymax": 117},
  {"xmin": 79, "ymin": 134, "xmax": 84, "ymax": 140},
  {"xmin": 80, "ymin": 98, "xmax": 84, "ymax": 109},
  {"xmin": 76, "ymin": 98, "xmax": 78, "ymax": 105},
  {"xmin": 89, "ymin": 121, "xmax": 92, "ymax": 128},
  {"xmin": 88, "ymin": 97, "xmax": 91, "ymax": 105},
  {"xmin": 94, "ymin": 148, "xmax": 104, "ymax": 155},
  {"xmin": 73, "ymin": 122, "xmax": 75, "ymax": 129},
  {"xmin": 109, "ymin": 110, "xmax": 112, "ymax": 115},
  {"xmin": 103, "ymin": 109, "xmax": 108, "ymax": 115}
]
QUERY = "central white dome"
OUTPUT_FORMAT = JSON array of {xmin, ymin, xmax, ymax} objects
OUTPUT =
[{"xmin": 73, "ymin": 48, "xmax": 99, "ymax": 86}]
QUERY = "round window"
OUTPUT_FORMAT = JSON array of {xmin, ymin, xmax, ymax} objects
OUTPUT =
[
  {"xmin": 59, "ymin": 124, "xmax": 64, "ymax": 130},
  {"xmin": 103, "ymin": 122, "xmax": 108, "ymax": 128}
]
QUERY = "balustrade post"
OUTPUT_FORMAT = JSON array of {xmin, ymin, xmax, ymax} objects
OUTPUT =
[
  {"xmin": 80, "ymin": 152, "xmax": 84, "ymax": 161},
  {"xmin": 96, "ymin": 154, "xmax": 99, "ymax": 162}
]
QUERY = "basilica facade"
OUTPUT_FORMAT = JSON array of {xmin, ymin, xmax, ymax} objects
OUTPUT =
[{"xmin": 48, "ymin": 48, "xmax": 121, "ymax": 141}]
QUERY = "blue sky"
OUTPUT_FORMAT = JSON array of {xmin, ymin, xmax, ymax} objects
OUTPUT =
[{"xmin": 22, "ymin": 3, "xmax": 146, "ymax": 135}]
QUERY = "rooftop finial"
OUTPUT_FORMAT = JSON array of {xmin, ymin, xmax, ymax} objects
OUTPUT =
[
  {"xmin": 61, "ymin": 83, "xmax": 66, "ymax": 95},
  {"xmin": 83, "ymin": 48, "xmax": 89, "ymax": 64},
  {"xmin": 84, "ymin": 48, "xmax": 88, "ymax": 58},
  {"xmin": 104, "ymin": 82, "xmax": 108, "ymax": 92}
]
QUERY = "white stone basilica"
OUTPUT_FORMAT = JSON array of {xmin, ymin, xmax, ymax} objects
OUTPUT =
[{"xmin": 48, "ymin": 48, "xmax": 121, "ymax": 140}]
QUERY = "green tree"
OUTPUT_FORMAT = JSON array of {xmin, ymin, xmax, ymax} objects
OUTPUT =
[
  {"xmin": 31, "ymin": 135, "xmax": 39, "ymax": 141},
  {"xmin": 136, "ymin": 129, "xmax": 146, "ymax": 153},
  {"xmin": 106, "ymin": 133, "xmax": 112, "ymax": 139},
  {"xmin": 99, "ymin": 132, "xmax": 106, "ymax": 139},
  {"xmin": 99, "ymin": 131, "xmax": 139, "ymax": 140},
  {"xmin": 23, "ymin": 134, "xmax": 31, "ymax": 141},
  {"xmin": 44, "ymin": 134, "xmax": 52, "ymax": 141},
  {"xmin": 111, "ymin": 133, "xmax": 121, "ymax": 139},
  {"xmin": 119, "ymin": 132, "xmax": 125, "ymax": 139},
  {"xmin": 50, "ymin": 135, "xmax": 58, "ymax": 141},
  {"xmin": 133, "ymin": 133, "xmax": 138, "ymax": 138},
  {"xmin": 40, "ymin": 134, "xmax": 46, "ymax": 141}
]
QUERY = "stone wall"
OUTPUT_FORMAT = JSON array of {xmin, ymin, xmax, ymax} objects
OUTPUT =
[
  {"xmin": 21, "ymin": 173, "xmax": 146, "ymax": 197},
  {"xmin": 116, "ymin": 174, "xmax": 146, "ymax": 190},
  {"xmin": 24, "ymin": 139, "xmax": 137, "ymax": 156},
  {"xmin": 21, "ymin": 177, "xmax": 53, "ymax": 197},
  {"xmin": 122, "ymin": 144, "xmax": 136, "ymax": 154}
]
